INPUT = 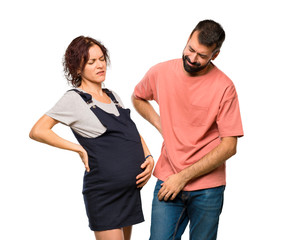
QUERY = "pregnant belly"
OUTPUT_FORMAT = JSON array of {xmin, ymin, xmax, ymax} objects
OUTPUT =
[{"xmin": 83, "ymin": 140, "xmax": 145, "ymax": 192}]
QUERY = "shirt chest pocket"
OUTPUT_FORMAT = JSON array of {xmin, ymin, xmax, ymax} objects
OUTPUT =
[{"xmin": 190, "ymin": 105, "xmax": 209, "ymax": 127}]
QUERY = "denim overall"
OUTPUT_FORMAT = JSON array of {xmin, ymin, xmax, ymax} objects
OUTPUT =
[{"xmin": 70, "ymin": 89, "xmax": 144, "ymax": 231}]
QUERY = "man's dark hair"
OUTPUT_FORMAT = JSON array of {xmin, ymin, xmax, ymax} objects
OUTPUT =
[{"xmin": 190, "ymin": 20, "xmax": 225, "ymax": 52}]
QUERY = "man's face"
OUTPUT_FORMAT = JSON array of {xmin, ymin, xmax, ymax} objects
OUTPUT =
[{"xmin": 182, "ymin": 31, "xmax": 219, "ymax": 75}]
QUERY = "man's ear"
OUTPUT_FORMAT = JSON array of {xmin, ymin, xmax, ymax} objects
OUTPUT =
[{"xmin": 212, "ymin": 50, "xmax": 220, "ymax": 60}]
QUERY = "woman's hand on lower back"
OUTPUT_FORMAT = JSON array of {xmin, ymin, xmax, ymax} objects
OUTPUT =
[{"xmin": 77, "ymin": 147, "xmax": 90, "ymax": 172}]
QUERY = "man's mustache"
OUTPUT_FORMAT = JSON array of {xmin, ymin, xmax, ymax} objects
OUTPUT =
[{"xmin": 185, "ymin": 56, "xmax": 201, "ymax": 67}]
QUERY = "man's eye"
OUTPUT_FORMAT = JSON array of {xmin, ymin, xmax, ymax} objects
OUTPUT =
[{"xmin": 199, "ymin": 55, "xmax": 208, "ymax": 59}]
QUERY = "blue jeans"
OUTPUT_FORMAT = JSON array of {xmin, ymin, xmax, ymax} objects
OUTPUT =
[{"xmin": 150, "ymin": 180, "xmax": 225, "ymax": 240}]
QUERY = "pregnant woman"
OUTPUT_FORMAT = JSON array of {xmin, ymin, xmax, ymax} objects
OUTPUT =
[{"xmin": 29, "ymin": 36, "xmax": 154, "ymax": 240}]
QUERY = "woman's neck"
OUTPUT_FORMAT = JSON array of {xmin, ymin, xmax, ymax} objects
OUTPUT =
[{"xmin": 79, "ymin": 82, "xmax": 104, "ymax": 96}]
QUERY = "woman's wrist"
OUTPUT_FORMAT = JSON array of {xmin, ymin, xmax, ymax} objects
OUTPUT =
[
  {"xmin": 145, "ymin": 154, "xmax": 153, "ymax": 160},
  {"xmin": 73, "ymin": 143, "xmax": 85, "ymax": 154}
]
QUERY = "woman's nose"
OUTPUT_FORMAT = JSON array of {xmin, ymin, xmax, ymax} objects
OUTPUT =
[{"xmin": 96, "ymin": 60, "xmax": 104, "ymax": 68}]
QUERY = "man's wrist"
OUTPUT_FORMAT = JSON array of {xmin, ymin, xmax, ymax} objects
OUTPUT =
[{"xmin": 178, "ymin": 168, "xmax": 192, "ymax": 185}]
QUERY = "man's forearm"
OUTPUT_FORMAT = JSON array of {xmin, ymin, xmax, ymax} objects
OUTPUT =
[
  {"xmin": 158, "ymin": 137, "xmax": 238, "ymax": 201},
  {"xmin": 179, "ymin": 136, "xmax": 238, "ymax": 184},
  {"xmin": 131, "ymin": 94, "xmax": 162, "ymax": 134}
]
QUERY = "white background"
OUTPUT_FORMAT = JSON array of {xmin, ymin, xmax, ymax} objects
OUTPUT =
[{"xmin": 1, "ymin": 0, "xmax": 292, "ymax": 239}]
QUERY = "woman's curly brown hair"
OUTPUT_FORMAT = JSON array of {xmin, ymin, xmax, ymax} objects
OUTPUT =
[{"xmin": 63, "ymin": 36, "xmax": 110, "ymax": 87}]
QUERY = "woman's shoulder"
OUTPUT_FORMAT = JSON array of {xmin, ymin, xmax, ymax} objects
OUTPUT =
[
  {"xmin": 59, "ymin": 88, "xmax": 88, "ymax": 102},
  {"xmin": 65, "ymin": 88, "xmax": 84, "ymax": 97},
  {"xmin": 48, "ymin": 89, "xmax": 86, "ymax": 112}
]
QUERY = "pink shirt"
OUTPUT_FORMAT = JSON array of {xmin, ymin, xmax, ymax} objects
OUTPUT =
[{"xmin": 134, "ymin": 59, "xmax": 244, "ymax": 191}]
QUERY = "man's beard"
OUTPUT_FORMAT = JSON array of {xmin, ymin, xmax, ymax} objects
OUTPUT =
[{"xmin": 182, "ymin": 55, "xmax": 211, "ymax": 75}]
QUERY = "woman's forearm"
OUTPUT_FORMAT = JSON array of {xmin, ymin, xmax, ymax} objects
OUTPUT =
[
  {"xmin": 140, "ymin": 135, "xmax": 151, "ymax": 157},
  {"xmin": 30, "ymin": 114, "xmax": 89, "ymax": 171},
  {"xmin": 29, "ymin": 115, "xmax": 83, "ymax": 154}
]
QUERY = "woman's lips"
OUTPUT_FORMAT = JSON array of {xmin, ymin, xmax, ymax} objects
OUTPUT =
[{"xmin": 96, "ymin": 71, "xmax": 105, "ymax": 75}]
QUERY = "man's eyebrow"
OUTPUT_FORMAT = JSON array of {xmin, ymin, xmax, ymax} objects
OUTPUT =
[
  {"xmin": 189, "ymin": 45, "xmax": 209, "ymax": 57},
  {"xmin": 198, "ymin": 53, "xmax": 208, "ymax": 57},
  {"xmin": 188, "ymin": 46, "xmax": 195, "ymax": 51}
]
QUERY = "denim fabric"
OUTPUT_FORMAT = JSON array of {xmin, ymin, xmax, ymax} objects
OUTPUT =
[{"xmin": 150, "ymin": 180, "xmax": 225, "ymax": 240}]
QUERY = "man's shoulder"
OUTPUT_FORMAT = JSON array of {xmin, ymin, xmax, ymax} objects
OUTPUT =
[
  {"xmin": 149, "ymin": 59, "xmax": 181, "ymax": 73},
  {"xmin": 153, "ymin": 58, "xmax": 180, "ymax": 67},
  {"xmin": 212, "ymin": 65, "xmax": 234, "ymax": 86}
]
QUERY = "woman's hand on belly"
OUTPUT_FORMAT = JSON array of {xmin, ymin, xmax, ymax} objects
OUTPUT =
[{"xmin": 136, "ymin": 156, "xmax": 154, "ymax": 188}]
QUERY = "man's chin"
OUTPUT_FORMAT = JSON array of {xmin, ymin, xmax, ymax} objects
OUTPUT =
[{"xmin": 183, "ymin": 62, "xmax": 202, "ymax": 74}]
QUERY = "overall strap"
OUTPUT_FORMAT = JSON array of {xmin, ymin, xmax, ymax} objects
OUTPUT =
[
  {"xmin": 103, "ymin": 88, "xmax": 122, "ymax": 108},
  {"xmin": 69, "ymin": 88, "xmax": 121, "ymax": 107},
  {"xmin": 68, "ymin": 89, "xmax": 93, "ymax": 104}
]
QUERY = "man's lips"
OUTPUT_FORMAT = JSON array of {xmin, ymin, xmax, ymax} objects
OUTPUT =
[{"xmin": 186, "ymin": 57, "xmax": 200, "ymax": 67}]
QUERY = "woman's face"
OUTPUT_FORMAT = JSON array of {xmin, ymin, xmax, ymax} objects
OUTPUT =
[{"xmin": 80, "ymin": 44, "xmax": 107, "ymax": 85}]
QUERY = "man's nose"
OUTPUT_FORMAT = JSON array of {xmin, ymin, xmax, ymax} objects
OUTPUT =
[{"xmin": 189, "ymin": 53, "xmax": 198, "ymax": 63}]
